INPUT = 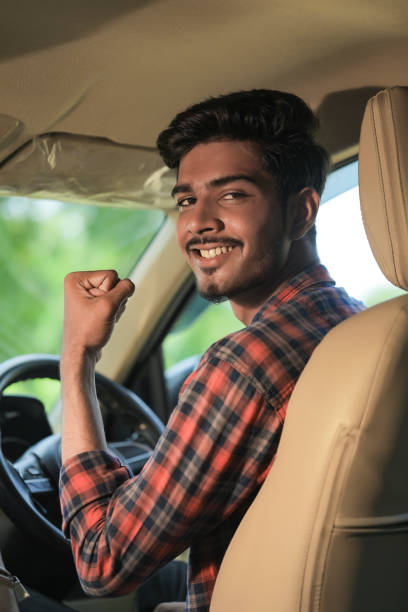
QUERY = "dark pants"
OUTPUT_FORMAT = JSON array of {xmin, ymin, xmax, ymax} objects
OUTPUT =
[
  {"xmin": 19, "ymin": 561, "xmax": 187, "ymax": 612},
  {"xmin": 136, "ymin": 560, "xmax": 187, "ymax": 612}
]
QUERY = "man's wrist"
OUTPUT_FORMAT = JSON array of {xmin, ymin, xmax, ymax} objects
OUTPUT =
[
  {"xmin": 60, "ymin": 342, "xmax": 108, "ymax": 461},
  {"xmin": 61, "ymin": 344, "xmax": 99, "ymax": 374}
]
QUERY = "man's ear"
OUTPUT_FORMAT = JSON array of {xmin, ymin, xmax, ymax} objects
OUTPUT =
[{"xmin": 286, "ymin": 187, "xmax": 320, "ymax": 240}]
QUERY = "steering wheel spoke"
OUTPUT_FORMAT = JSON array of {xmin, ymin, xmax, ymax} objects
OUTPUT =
[{"xmin": 15, "ymin": 455, "xmax": 55, "ymax": 495}]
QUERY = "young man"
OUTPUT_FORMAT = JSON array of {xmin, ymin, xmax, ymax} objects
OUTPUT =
[{"xmin": 59, "ymin": 90, "xmax": 363, "ymax": 611}]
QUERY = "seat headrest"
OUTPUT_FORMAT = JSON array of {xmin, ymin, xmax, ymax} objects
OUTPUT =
[{"xmin": 359, "ymin": 86, "xmax": 408, "ymax": 290}]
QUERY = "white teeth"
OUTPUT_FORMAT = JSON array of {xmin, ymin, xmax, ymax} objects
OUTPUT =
[{"xmin": 198, "ymin": 246, "xmax": 235, "ymax": 258}]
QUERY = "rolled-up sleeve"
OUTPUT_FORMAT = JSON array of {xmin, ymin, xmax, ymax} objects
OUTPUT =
[{"xmin": 60, "ymin": 452, "xmax": 131, "ymax": 534}]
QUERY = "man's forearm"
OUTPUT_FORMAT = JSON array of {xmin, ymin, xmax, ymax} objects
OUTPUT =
[{"xmin": 61, "ymin": 349, "xmax": 108, "ymax": 463}]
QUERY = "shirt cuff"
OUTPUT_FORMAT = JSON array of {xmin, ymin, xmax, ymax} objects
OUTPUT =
[{"xmin": 59, "ymin": 450, "xmax": 131, "ymax": 537}]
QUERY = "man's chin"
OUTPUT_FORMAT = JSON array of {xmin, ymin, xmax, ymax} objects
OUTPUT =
[{"xmin": 198, "ymin": 282, "xmax": 229, "ymax": 304}]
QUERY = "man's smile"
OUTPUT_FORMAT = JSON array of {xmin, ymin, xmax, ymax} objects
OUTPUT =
[
  {"xmin": 190, "ymin": 244, "xmax": 237, "ymax": 260},
  {"xmin": 186, "ymin": 236, "xmax": 243, "ymax": 265}
]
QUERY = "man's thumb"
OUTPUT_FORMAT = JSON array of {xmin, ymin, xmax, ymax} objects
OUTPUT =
[{"xmin": 110, "ymin": 278, "xmax": 135, "ymax": 305}]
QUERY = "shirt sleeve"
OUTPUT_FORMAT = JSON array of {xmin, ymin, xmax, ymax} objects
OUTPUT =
[{"xmin": 59, "ymin": 354, "xmax": 283, "ymax": 597}]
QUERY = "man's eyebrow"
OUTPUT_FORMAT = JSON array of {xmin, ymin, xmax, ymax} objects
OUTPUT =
[
  {"xmin": 171, "ymin": 183, "xmax": 191, "ymax": 198},
  {"xmin": 209, "ymin": 174, "xmax": 260, "ymax": 189},
  {"xmin": 171, "ymin": 174, "xmax": 259, "ymax": 198}
]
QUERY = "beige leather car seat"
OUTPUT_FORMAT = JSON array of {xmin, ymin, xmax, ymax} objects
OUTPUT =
[{"xmin": 211, "ymin": 86, "xmax": 408, "ymax": 611}]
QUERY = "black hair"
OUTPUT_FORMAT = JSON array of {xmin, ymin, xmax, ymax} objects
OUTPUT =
[{"xmin": 157, "ymin": 89, "xmax": 329, "ymax": 202}]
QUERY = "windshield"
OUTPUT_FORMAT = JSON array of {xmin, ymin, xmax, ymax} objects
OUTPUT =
[{"xmin": 0, "ymin": 197, "xmax": 165, "ymax": 360}]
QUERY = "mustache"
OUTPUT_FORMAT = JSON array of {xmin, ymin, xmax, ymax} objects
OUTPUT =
[{"xmin": 186, "ymin": 237, "xmax": 242, "ymax": 250}]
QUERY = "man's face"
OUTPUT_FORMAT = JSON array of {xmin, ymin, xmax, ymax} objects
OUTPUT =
[{"xmin": 174, "ymin": 140, "xmax": 292, "ymax": 309}]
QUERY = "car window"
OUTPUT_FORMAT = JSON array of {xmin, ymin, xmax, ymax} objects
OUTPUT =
[
  {"xmin": 317, "ymin": 160, "xmax": 404, "ymax": 306},
  {"xmin": 162, "ymin": 159, "xmax": 403, "ymax": 379},
  {"xmin": 0, "ymin": 197, "xmax": 164, "ymax": 408},
  {"xmin": 163, "ymin": 293, "xmax": 243, "ymax": 371}
]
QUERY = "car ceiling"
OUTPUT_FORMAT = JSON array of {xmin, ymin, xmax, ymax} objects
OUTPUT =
[{"xmin": 0, "ymin": 0, "xmax": 407, "ymax": 203}]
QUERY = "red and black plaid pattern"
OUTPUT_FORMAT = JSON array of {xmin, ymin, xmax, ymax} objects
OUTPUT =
[{"xmin": 60, "ymin": 264, "xmax": 364, "ymax": 611}]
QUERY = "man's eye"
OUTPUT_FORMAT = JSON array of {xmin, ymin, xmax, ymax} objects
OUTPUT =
[
  {"xmin": 221, "ymin": 192, "xmax": 246, "ymax": 202},
  {"xmin": 176, "ymin": 197, "xmax": 196, "ymax": 210}
]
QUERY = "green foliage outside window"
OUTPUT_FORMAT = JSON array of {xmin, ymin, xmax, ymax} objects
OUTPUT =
[{"xmin": 0, "ymin": 197, "xmax": 163, "ymax": 359}]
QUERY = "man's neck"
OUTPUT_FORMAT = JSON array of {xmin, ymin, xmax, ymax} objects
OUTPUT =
[{"xmin": 230, "ymin": 242, "xmax": 319, "ymax": 325}]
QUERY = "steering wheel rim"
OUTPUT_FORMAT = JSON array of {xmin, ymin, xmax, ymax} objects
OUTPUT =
[{"xmin": 0, "ymin": 354, "xmax": 165, "ymax": 552}]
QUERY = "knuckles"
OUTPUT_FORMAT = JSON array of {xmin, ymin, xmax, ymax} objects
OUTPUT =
[
  {"xmin": 63, "ymin": 271, "xmax": 134, "ymax": 319},
  {"xmin": 64, "ymin": 269, "xmax": 121, "ymax": 288}
]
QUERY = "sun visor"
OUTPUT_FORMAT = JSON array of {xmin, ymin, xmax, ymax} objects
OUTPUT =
[{"xmin": 0, "ymin": 133, "xmax": 176, "ymax": 209}]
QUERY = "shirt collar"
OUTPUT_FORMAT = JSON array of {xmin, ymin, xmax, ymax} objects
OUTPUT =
[{"xmin": 251, "ymin": 263, "xmax": 335, "ymax": 323}]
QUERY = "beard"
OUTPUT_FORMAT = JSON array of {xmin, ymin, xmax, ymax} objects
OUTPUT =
[
  {"xmin": 197, "ymin": 265, "xmax": 275, "ymax": 304},
  {"xmin": 198, "ymin": 282, "xmax": 229, "ymax": 304}
]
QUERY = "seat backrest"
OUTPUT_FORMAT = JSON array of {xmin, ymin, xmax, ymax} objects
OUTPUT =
[{"xmin": 210, "ymin": 86, "xmax": 408, "ymax": 612}]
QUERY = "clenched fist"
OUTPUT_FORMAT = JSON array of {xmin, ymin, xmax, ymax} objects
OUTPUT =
[{"xmin": 62, "ymin": 270, "xmax": 135, "ymax": 361}]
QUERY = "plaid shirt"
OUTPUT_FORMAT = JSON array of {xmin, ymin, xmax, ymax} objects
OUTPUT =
[{"xmin": 59, "ymin": 264, "xmax": 364, "ymax": 611}]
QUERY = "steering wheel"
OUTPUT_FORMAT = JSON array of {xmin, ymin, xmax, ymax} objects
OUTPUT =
[{"xmin": 0, "ymin": 354, "xmax": 165, "ymax": 553}]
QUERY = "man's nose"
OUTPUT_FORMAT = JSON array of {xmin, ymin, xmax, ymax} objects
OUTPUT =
[{"xmin": 186, "ymin": 197, "xmax": 224, "ymax": 235}]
